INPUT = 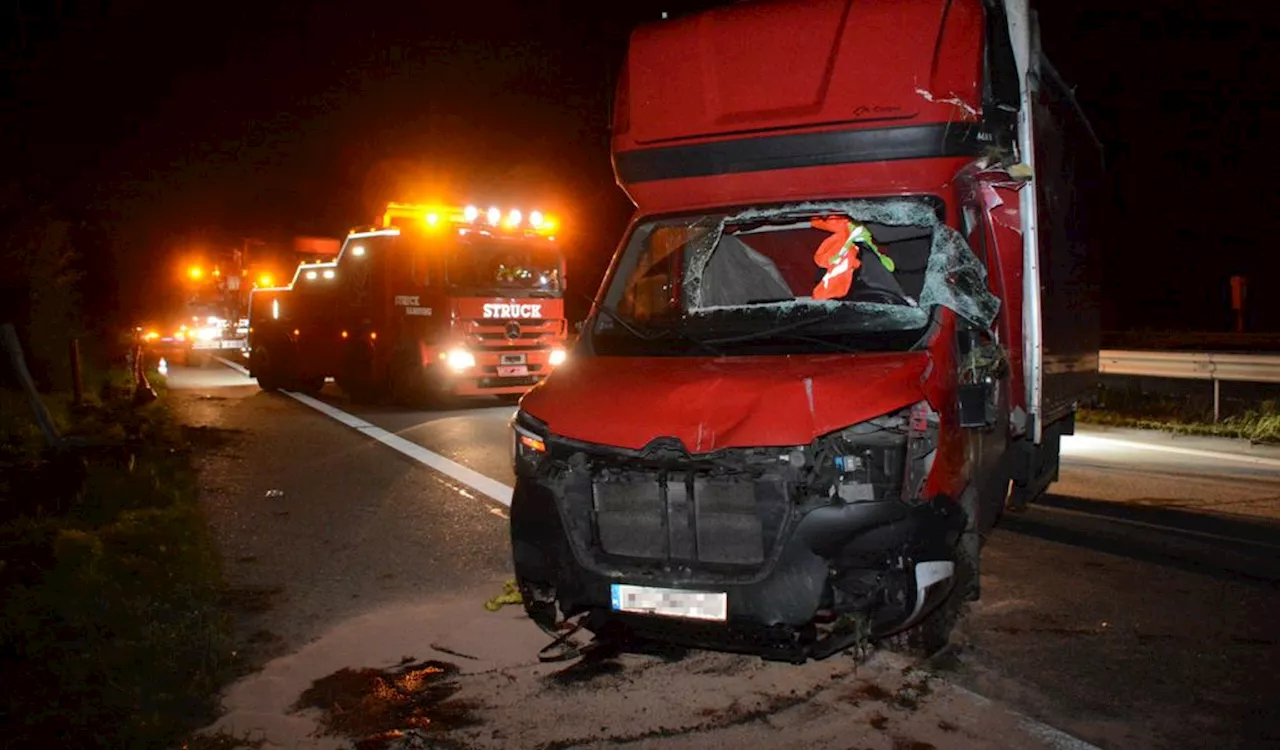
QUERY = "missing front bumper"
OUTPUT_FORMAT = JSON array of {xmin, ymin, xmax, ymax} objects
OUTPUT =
[{"xmin": 510, "ymin": 478, "xmax": 965, "ymax": 662}]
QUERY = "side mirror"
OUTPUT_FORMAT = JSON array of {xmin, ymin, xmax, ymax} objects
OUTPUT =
[
  {"xmin": 957, "ymin": 327, "xmax": 1005, "ymax": 429},
  {"xmin": 959, "ymin": 379, "xmax": 997, "ymax": 429}
]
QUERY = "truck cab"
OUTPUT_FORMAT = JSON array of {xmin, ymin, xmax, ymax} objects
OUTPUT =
[
  {"xmin": 248, "ymin": 203, "xmax": 570, "ymax": 403},
  {"xmin": 508, "ymin": 0, "xmax": 1102, "ymax": 661}
]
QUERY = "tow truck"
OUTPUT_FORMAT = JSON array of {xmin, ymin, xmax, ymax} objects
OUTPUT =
[
  {"xmin": 509, "ymin": 0, "xmax": 1103, "ymax": 662},
  {"xmin": 139, "ymin": 304, "xmax": 242, "ymax": 367},
  {"xmin": 247, "ymin": 202, "xmax": 570, "ymax": 403}
]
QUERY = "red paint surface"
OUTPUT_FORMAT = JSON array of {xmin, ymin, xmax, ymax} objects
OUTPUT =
[
  {"xmin": 522, "ymin": 352, "xmax": 930, "ymax": 452},
  {"xmin": 614, "ymin": 0, "xmax": 981, "ymax": 147}
]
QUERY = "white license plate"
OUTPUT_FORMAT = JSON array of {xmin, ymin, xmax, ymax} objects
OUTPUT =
[
  {"xmin": 500, "ymin": 353, "xmax": 527, "ymax": 365},
  {"xmin": 497, "ymin": 365, "xmax": 528, "ymax": 377},
  {"xmin": 611, "ymin": 584, "xmax": 727, "ymax": 622}
]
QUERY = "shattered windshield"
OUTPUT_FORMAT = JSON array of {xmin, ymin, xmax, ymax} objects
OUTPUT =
[
  {"xmin": 590, "ymin": 198, "xmax": 999, "ymax": 356},
  {"xmin": 447, "ymin": 240, "xmax": 563, "ymax": 297}
]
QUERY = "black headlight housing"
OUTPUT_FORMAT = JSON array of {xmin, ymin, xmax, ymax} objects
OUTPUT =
[{"xmin": 510, "ymin": 409, "xmax": 550, "ymax": 476}]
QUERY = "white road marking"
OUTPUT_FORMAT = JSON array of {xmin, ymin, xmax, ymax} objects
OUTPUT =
[
  {"xmin": 1064, "ymin": 434, "xmax": 1280, "ymax": 469},
  {"xmin": 282, "ymin": 390, "xmax": 515, "ymax": 506},
  {"xmin": 215, "ymin": 356, "xmax": 251, "ymax": 376},
  {"xmin": 951, "ymin": 686, "xmax": 1105, "ymax": 750}
]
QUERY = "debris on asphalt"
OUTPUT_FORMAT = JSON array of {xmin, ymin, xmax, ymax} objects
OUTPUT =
[
  {"xmin": 294, "ymin": 659, "xmax": 479, "ymax": 749},
  {"xmin": 483, "ymin": 580, "xmax": 522, "ymax": 611}
]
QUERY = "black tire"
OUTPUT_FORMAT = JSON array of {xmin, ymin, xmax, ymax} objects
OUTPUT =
[
  {"xmin": 880, "ymin": 540, "xmax": 976, "ymax": 659},
  {"xmin": 341, "ymin": 343, "xmax": 385, "ymax": 404},
  {"xmin": 251, "ymin": 346, "xmax": 281, "ymax": 392},
  {"xmin": 388, "ymin": 348, "xmax": 428, "ymax": 407},
  {"xmin": 293, "ymin": 375, "xmax": 325, "ymax": 395}
]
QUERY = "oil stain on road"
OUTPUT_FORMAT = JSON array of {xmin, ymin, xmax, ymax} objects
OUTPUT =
[{"xmin": 296, "ymin": 658, "xmax": 479, "ymax": 749}]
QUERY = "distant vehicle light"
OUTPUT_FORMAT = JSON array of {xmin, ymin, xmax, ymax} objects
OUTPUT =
[
  {"xmin": 529, "ymin": 210, "xmax": 544, "ymax": 228},
  {"xmin": 305, "ymin": 270, "xmax": 318, "ymax": 280},
  {"xmin": 144, "ymin": 331, "xmax": 160, "ymax": 342},
  {"xmin": 196, "ymin": 326, "xmax": 219, "ymax": 341},
  {"xmin": 549, "ymin": 348, "xmax": 567, "ymax": 366},
  {"xmin": 188, "ymin": 266, "xmax": 203, "ymax": 280},
  {"xmin": 507, "ymin": 209, "xmax": 522, "ymax": 227},
  {"xmin": 464, "ymin": 205, "xmax": 479, "ymax": 222},
  {"xmin": 322, "ymin": 269, "xmax": 335, "ymax": 279},
  {"xmin": 351, "ymin": 245, "xmax": 366, "ymax": 257},
  {"xmin": 174, "ymin": 331, "xmax": 186, "ymax": 341},
  {"xmin": 425, "ymin": 212, "xmax": 440, "ymax": 226},
  {"xmin": 258, "ymin": 273, "xmax": 274, "ymax": 287},
  {"xmin": 487, "ymin": 206, "xmax": 501, "ymax": 226},
  {"xmin": 445, "ymin": 347, "xmax": 476, "ymax": 372}
]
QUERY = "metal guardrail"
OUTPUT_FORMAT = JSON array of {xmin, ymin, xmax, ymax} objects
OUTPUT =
[
  {"xmin": 1099, "ymin": 350, "xmax": 1280, "ymax": 384},
  {"xmin": 1098, "ymin": 349, "xmax": 1280, "ymax": 422}
]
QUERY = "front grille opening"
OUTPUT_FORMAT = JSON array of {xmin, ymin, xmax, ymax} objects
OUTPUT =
[{"xmin": 591, "ymin": 471, "xmax": 780, "ymax": 566}]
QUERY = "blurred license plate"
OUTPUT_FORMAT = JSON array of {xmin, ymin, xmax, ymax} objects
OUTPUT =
[
  {"xmin": 611, "ymin": 584, "xmax": 727, "ymax": 621},
  {"xmin": 497, "ymin": 365, "xmax": 528, "ymax": 377}
]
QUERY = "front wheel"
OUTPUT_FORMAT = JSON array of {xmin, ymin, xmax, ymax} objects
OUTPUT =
[
  {"xmin": 389, "ymin": 348, "xmax": 428, "ymax": 407},
  {"xmin": 251, "ymin": 346, "xmax": 281, "ymax": 392},
  {"xmin": 292, "ymin": 375, "xmax": 325, "ymax": 395},
  {"xmin": 880, "ymin": 538, "xmax": 976, "ymax": 659}
]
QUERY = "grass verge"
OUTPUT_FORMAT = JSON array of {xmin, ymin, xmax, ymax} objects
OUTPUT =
[
  {"xmin": 0, "ymin": 371, "xmax": 238, "ymax": 749},
  {"xmin": 1078, "ymin": 387, "xmax": 1280, "ymax": 444}
]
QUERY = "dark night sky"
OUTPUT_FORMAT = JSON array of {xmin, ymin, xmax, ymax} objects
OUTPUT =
[{"xmin": 4, "ymin": 0, "xmax": 1276, "ymax": 330}]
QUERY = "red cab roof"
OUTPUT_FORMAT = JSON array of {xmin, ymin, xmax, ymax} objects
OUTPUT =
[{"xmin": 612, "ymin": 0, "xmax": 1010, "ymax": 208}]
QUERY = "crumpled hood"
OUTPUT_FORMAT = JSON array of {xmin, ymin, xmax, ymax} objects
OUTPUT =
[{"xmin": 521, "ymin": 352, "xmax": 930, "ymax": 452}]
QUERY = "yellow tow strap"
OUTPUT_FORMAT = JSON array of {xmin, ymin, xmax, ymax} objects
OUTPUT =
[{"xmin": 484, "ymin": 580, "xmax": 523, "ymax": 611}]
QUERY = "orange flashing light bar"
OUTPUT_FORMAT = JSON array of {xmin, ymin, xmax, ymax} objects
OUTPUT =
[{"xmin": 379, "ymin": 202, "xmax": 559, "ymax": 238}]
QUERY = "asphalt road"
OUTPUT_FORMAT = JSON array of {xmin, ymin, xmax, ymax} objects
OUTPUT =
[{"xmin": 168, "ymin": 361, "xmax": 1280, "ymax": 750}]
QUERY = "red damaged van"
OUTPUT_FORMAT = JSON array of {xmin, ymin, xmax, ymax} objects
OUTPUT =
[{"xmin": 509, "ymin": 0, "xmax": 1103, "ymax": 662}]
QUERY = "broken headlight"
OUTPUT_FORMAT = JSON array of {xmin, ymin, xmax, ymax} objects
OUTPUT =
[
  {"xmin": 511, "ymin": 409, "xmax": 550, "ymax": 475},
  {"xmin": 820, "ymin": 401, "xmax": 938, "ymax": 505}
]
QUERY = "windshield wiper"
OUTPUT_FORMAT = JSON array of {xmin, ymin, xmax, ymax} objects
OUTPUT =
[{"xmin": 584, "ymin": 295, "xmax": 724, "ymax": 356}]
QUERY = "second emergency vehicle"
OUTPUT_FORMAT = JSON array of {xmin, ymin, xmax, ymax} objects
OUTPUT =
[{"xmin": 247, "ymin": 202, "xmax": 570, "ymax": 403}]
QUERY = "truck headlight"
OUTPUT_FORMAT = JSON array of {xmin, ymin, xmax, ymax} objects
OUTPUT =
[
  {"xmin": 548, "ymin": 348, "xmax": 567, "ymax": 366},
  {"xmin": 445, "ymin": 347, "xmax": 476, "ymax": 372},
  {"xmin": 511, "ymin": 409, "xmax": 549, "ymax": 474}
]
